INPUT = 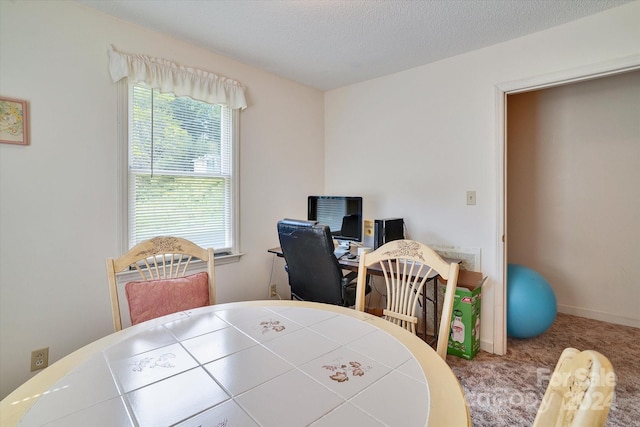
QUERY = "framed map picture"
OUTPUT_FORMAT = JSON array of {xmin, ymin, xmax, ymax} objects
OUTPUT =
[{"xmin": 0, "ymin": 96, "xmax": 29, "ymax": 145}]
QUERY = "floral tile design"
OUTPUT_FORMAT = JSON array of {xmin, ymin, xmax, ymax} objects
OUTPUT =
[
  {"xmin": 129, "ymin": 352, "xmax": 177, "ymax": 372},
  {"xmin": 233, "ymin": 314, "xmax": 301, "ymax": 343},
  {"xmin": 260, "ymin": 319, "xmax": 285, "ymax": 333},
  {"xmin": 300, "ymin": 347, "xmax": 391, "ymax": 399},
  {"xmin": 110, "ymin": 343, "xmax": 198, "ymax": 393},
  {"xmin": 322, "ymin": 360, "xmax": 372, "ymax": 383},
  {"xmin": 15, "ymin": 306, "xmax": 432, "ymax": 427}
]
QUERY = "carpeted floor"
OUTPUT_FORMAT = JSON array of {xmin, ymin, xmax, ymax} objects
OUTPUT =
[{"xmin": 446, "ymin": 313, "xmax": 640, "ymax": 426}]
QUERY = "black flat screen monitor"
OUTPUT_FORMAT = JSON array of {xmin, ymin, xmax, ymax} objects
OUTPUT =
[{"xmin": 307, "ymin": 196, "xmax": 363, "ymax": 244}]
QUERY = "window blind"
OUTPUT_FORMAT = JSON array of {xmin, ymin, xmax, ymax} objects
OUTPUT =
[{"xmin": 129, "ymin": 83, "xmax": 233, "ymax": 251}]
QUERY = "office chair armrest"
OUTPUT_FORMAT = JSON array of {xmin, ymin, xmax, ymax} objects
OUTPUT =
[
  {"xmin": 341, "ymin": 271, "xmax": 358, "ymax": 287},
  {"xmin": 341, "ymin": 271, "xmax": 370, "ymax": 306}
]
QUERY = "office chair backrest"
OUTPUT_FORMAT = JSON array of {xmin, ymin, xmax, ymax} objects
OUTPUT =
[{"xmin": 277, "ymin": 219, "xmax": 346, "ymax": 305}]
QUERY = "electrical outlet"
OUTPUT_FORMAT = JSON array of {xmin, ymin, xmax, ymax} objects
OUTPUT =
[
  {"xmin": 269, "ymin": 284, "xmax": 277, "ymax": 298},
  {"xmin": 30, "ymin": 347, "xmax": 49, "ymax": 372}
]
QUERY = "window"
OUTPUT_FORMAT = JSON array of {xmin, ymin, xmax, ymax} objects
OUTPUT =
[{"xmin": 125, "ymin": 82, "xmax": 238, "ymax": 254}]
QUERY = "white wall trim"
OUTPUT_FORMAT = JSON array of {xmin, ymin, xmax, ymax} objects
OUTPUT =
[
  {"xmin": 116, "ymin": 80, "xmax": 128, "ymax": 253},
  {"xmin": 494, "ymin": 53, "xmax": 640, "ymax": 356},
  {"xmin": 498, "ymin": 54, "xmax": 640, "ymax": 94},
  {"xmin": 558, "ymin": 304, "xmax": 640, "ymax": 329},
  {"xmin": 494, "ymin": 87, "xmax": 507, "ymax": 356},
  {"xmin": 480, "ymin": 339, "xmax": 494, "ymax": 354}
]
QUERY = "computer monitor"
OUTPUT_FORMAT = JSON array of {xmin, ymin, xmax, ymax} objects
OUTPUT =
[{"xmin": 307, "ymin": 196, "xmax": 363, "ymax": 251}]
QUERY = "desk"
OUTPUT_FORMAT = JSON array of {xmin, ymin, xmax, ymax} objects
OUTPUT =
[
  {"xmin": 1, "ymin": 301, "xmax": 470, "ymax": 427},
  {"xmin": 269, "ymin": 247, "xmax": 457, "ymax": 345}
]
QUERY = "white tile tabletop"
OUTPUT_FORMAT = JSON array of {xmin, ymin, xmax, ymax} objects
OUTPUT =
[{"xmin": 2, "ymin": 300, "xmax": 470, "ymax": 427}]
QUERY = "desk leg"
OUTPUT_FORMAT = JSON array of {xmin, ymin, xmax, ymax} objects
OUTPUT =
[
  {"xmin": 433, "ymin": 277, "xmax": 438, "ymax": 346},
  {"xmin": 421, "ymin": 278, "xmax": 439, "ymax": 346},
  {"xmin": 422, "ymin": 286, "xmax": 427, "ymax": 341}
]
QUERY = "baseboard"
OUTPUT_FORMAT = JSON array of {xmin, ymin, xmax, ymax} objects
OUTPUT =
[
  {"xmin": 558, "ymin": 304, "xmax": 640, "ymax": 328},
  {"xmin": 480, "ymin": 339, "xmax": 493, "ymax": 354}
]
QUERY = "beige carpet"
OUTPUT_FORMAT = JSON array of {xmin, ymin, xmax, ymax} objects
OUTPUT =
[{"xmin": 446, "ymin": 313, "xmax": 639, "ymax": 426}]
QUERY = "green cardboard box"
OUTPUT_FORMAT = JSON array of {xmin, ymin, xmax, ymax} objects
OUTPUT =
[{"xmin": 445, "ymin": 270, "xmax": 487, "ymax": 360}]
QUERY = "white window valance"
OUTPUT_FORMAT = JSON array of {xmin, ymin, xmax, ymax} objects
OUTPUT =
[{"xmin": 108, "ymin": 45, "xmax": 247, "ymax": 110}]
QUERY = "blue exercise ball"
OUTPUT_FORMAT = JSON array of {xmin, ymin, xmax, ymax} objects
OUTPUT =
[{"xmin": 507, "ymin": 264, "xmax": 557, "ymax": 339}]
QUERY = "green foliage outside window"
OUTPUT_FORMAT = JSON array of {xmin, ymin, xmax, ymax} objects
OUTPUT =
[{"xmin": 129, "ymin": 84, "xmax": 232, "ymax": 250}]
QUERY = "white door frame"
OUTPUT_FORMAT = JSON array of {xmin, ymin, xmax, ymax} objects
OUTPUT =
[{"xmin": 493, "ymin": 54, "xmax": 640, "ymax": 355}]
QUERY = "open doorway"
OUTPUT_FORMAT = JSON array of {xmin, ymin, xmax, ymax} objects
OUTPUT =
[
  {"xmin": 494, "ymin": 56, "xmax": 640, "ymax": 354},
  {"xmin": 508, "ymin": 70, "xmax": 639, "ymax": 320}
]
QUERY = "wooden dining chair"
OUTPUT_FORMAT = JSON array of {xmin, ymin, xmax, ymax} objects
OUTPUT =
[
  {"xmin": 355, "ymin": 239, "xmax": 459, "ymax": 360},
  {"xmin": 106, "ymin": 236, "xmax": 215, "ymax": 331},
  {"xmin": 533, "ymin": 348, "xmax": 615, "ymax": 427}
]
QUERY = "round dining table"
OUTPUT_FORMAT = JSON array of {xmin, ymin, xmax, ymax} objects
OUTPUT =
[{"xmin": 1, "ymin": 300, "xmax": 470, "ymax": 426}]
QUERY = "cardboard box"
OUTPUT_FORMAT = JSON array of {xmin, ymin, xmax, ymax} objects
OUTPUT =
[{"xmin": 445, "ymin": 270, "xmax": 487, "ymax": 360}]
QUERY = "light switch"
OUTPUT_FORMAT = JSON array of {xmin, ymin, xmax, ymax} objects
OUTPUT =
[{"xmin": 466, "ymin": 191, "xmax": 476, "ymax": 205}]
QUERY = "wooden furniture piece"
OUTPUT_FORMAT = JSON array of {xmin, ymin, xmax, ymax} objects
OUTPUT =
[
  {"xmin": 355, "ymin": 239, "xmax": 460, "ymax": 360},
  {"xmin": 533, "ymin": 347, "xmax": 615, "ymax": 427},
  {"xmin": 268, "ymin": 245, "xmax": 460, "ymax": 346},
  {"xmin": 106, "ymin": 236, "xmax": 215, "ymax": 331},
  {"xmin": 1, "ymin": 300, "xmax": 471, "ymax": 427}
]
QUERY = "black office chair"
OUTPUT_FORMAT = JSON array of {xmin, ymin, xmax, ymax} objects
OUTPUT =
[{"xmin": 277, "ymin": 218, "xmax": 369, "ymax": 306}]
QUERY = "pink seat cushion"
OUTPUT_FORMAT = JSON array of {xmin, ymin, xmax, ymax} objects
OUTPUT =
[{"xmin": 125, "ymin": 272, "xmax": 210, "ymax": 325}]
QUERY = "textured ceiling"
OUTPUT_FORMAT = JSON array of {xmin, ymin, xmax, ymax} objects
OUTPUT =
[{"xmin": 77, "ymin": 0, "xmax": 632, "ymax": 90}]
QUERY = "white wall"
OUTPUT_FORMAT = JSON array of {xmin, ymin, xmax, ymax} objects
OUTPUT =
[
  {"xmin": 324, "ymin": 2, "xmax": 640, "ymax": 352},
  {"xmin": 507, "ymin": 71, "xmax": 640, "ymax": 327},
  {"xmin": 2, "ymin": 0, "xmax": 639, "ymax": 401},
  {"xmin": 0, "ymin": 0, "xmax": 322, "ymax": 398}
]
